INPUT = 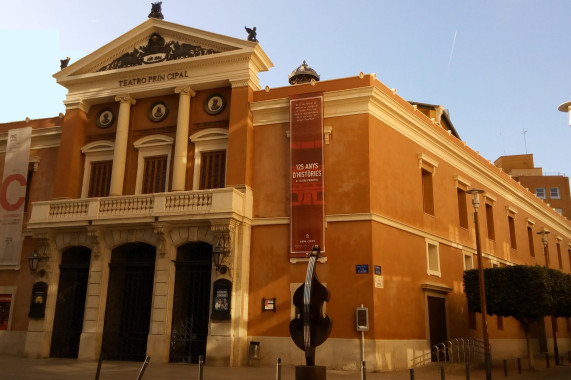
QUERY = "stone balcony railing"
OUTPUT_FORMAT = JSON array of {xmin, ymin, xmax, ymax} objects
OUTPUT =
[{"xmin": 27, "ymin": 186, "xmax": 252, "ymax": 230}]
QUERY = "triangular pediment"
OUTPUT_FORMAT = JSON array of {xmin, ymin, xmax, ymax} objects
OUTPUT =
[{"xmin": 54, "ymin": 18, "xmax": 272, "ymax": 107}]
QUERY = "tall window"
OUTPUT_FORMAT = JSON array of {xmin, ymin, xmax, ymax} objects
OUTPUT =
[
  {"xmin": 88, "ymin": 161, "xmax": 112, "ymax": 197},
  {"xmin": 457, "ymin": 188, "xmax": 468, "ymax": 229},
  {"xmin": 485, "ymin": 203, "xmax": 495, "ymax": 240},
  {"xmin": 142, "ymin": 156, "xmax": 167, "ymax": 194},
  {"xmin": 527, "ymin": 226, "xmax": 535, "ymax": 258},
  {"xmin": 508, "ymin": 215, "xmax": 517, "ymax": 250},
  {"xmin": 463, "ymin": 252, "xmax": 474, "ymax": 270},
  {"xmin": 134, "ymin": 135, "xmax": 173, "ymax": 195},
  {"xmin": 422, "ymin": 168, "xmax": 434, "ymax": 215},
  {"xmin": 426, "ymin": 240, "xmax": 440, "ymax": 277},
  {"xmin": 557, "ymin": 242, "xmax": 563, "ymax": 269},
  {"xmin": 550, "ymin": 187, "xmax": 561, "ymax": 199},
  {"xmin": 81, "ymin": 141, "xmax": 114, "ymax": 198},
  {"xmin": 199, "ymin": 150, "xmax": 226, "ymax": 190},
  {"xmin": 190, "ymin": 128, "xmax": 229, "ymax": 191}
]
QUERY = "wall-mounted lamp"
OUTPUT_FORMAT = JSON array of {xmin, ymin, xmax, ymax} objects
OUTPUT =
[
  {"xmin": 212, "ymin": 250, "xmax": 228, "ymax": 274},
  {"xmin": 28, "ymin": 251, "xmax": 47, "ymax": 275},
  {"xmin": 536, "ymin": 228, "xmax": 550, "ymax": 248}
]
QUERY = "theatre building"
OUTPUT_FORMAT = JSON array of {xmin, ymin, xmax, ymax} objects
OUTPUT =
[{"xmin": 0, "ymin": 10, "xmax": 570, "ymax": 371}]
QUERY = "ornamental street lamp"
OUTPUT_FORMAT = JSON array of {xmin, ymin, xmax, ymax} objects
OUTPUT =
[
  {"xmin": 466, "ymin": 188, "xmax": 492, "ymax": 380},
  {"xmin": 557, "ymin": 101, "xmax": 571, "ymax": 127},
  {"xmin": 537, "ymin": 228, "xmax": 560, "ymax": 365}
]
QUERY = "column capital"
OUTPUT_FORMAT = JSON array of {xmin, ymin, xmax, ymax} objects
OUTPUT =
[
  {"xmin": 175, "ymin": 86, "xmax": 196, "ymax": 97},
  {"xmin": 115, "ymin": 94, "xmax": 136, "ymax": 105}
]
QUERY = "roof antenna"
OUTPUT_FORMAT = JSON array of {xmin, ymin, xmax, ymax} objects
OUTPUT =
[{"xmin": 521, "ymin": 128, "xmax": 528, "ymax": 153}]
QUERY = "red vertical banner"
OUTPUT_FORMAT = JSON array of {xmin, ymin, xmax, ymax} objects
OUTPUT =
[{"xmin": 290, "ymin": 94, "xmax": 325, "ymax": 258}]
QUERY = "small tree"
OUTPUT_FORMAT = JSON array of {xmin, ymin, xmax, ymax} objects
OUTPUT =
[{"xmin": 464, "ymin": 265, "xmax": 571, "ymax": 370}]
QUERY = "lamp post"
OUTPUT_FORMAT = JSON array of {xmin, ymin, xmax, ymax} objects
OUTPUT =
[
  {"xmin": 537, "ymin": 228, "xmax": 559, "ymax": 365},
  {"xmin": 467, "ymin": 188, "xmax": 492, "ymax": 380},
  {"xmin": 557, "ymin": 101, "xmax": 571, "ymax": 127}
]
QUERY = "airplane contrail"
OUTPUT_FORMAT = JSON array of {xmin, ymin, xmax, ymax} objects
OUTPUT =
[{"xmin": 448, "ymin": 30, "xmax": 457, "ymax": 71}]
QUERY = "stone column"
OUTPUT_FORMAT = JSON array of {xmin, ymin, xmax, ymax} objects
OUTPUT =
[
  {"xmin": 109, "ymin": 94, "xmax": 136, "ymax": 196},
  {"xmin": 172, "ymin": 86, "xmax": 195, "ymax": 191}
]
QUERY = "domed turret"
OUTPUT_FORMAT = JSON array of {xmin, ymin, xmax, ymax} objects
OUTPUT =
[{"xmin": 288, "ymin": 61, "xmax": 320, "ymax": 85}]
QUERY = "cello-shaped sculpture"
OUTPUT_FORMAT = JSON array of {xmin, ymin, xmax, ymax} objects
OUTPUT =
[{"xmin": 289, "ymin": 245, "xmax": 332, "ymax": 378}]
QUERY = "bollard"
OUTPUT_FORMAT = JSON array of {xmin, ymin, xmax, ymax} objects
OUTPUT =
[
  {"xmin": 503, "ymin": 359, "xmax": 508, "ymax": 377},
  {"xmin": 136, "ymin": 356, "xmax": 150, "ymax": 380},
  {"xmin": 440, "ymin": 366, "xmax": 445, "ymax": 380},
  {"xmin": 198, "ymin": 355, "xmax": 204, "ymax": 380},
  {"xmin": 465, "ymin": 363, "xmax": 470, "ymax": 380},
  {"xmin": 546, "ymin": 353, "xmax": 550, "ymax": 368},
  {"xmin": 517, "ymin": 358, "xmax": 522, "ymax": 374},
  {"xmin": 409, "ymin": 368, "xmax": 415, "ymax": 380},
  {"xmin": 276, "ymin": 357, "xmax": 281, "ymax": 380},
  {"xmin": 361, "ymin": 360, "xmax": 366, "ymax": 380}
]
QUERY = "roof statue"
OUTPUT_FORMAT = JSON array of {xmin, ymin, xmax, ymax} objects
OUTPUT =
[
  {"xmin": 288, "ymin": 60, "xmax": 320, "ymax": 85},
  {"xmin": 148, "ymin": 1, "xmax": 164, "ymax": 20},
  {"xmin": 60, "ymin": 57, "xmax": 70, "ymax": 70},
  {"xmin": 245, "ymin": 26, "xmax": 258, "ymax": 42}
]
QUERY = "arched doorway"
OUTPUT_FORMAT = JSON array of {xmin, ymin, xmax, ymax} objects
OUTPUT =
[
  {"xmin": 50, "ymin": 246, "xmax": 91, "ymax": 358},
  {"xmin": 102, "ymin": 243, "xmax": 155, "ymax": 361},
  {"xmin": 169, "ymin": 242, "xmax": 213, "ymax": 363}
]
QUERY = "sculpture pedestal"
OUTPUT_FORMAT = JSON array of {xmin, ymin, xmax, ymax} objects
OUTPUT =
[{"xmin": 295, "ymin": 365, "xmax": 326, "ymax": 380}]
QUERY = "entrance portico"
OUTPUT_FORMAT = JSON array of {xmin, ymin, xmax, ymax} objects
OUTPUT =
[{"xmin": 26, "ymin": 187, "xmax": 253, "ymax": 364}]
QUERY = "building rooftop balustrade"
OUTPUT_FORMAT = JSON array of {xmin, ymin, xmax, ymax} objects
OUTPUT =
[{"xmin": 27, "ymin": 186, "xmax": 252, "ymax": 230}]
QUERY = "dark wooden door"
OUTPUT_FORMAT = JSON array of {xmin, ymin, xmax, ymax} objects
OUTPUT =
[
  {"xmin": 428, "ymin": 296, "xmax": 447, "ymax": 361},
  {"xmin": 50, "ymin": 247, "xmax": 91, "ymax": 358},
  {"xmin": 102, "ymin": 243, "xmax": 155, "ymax": 361}
]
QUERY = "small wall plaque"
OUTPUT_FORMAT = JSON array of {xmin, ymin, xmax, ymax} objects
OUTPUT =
[
  {"xmin": 262, "ymin": 297, "xmax": 276, "ymax": 312},
  {"xmin": 356, "ymin": 264, "xmax": 369, "ymax": 274}
]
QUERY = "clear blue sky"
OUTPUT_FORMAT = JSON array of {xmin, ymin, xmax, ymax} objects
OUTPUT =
[{"xmin": 1, "ymin": 0, "xmax": 570, "ymax": 181}]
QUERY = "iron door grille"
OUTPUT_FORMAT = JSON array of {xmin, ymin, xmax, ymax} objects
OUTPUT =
[{"xmin": 170, "ymin": 254, "xmax": 212, "ymax": 363}]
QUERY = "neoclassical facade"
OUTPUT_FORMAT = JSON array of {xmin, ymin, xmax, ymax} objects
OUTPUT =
[{"xmin": 0, "ymin": 11, "xmax": 570, "ymax": 372}]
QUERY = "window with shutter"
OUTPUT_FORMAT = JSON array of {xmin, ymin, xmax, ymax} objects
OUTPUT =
[
  {"xmin": 88, "ymin": 161, "xmax": 112, "ymax": 197},
  {"xmin": 142, "ymin": 155, "xmax": 168, "ymax": 194},
  {"xmin": 199, "ymin": 150, "xmax": 226, "ymax": 190}
]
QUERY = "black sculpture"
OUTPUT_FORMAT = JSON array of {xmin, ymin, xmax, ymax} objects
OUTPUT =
[
  {"xmin": 245, "ymin": 26, "xmax": 258, "ymax": 42},
  {"xmin": 289, "ymin": 245, "xmax": 331, "ymax": 379},
  {"xmin": 149, "ymin": 1, "xmax": 164, "ymax": 19},
  {"xmin": 60, "ymin": 57, "xmax": 70, "ymax": 70}
]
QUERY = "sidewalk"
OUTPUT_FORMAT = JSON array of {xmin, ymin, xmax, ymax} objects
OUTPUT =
[{"xmin": 0, "ymin": 354, "xmax": 570, "ymax": 380}]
